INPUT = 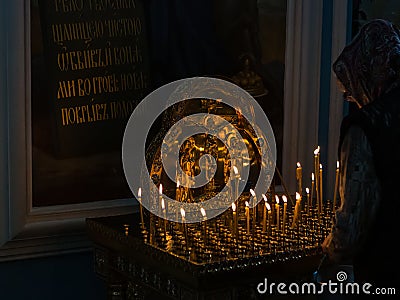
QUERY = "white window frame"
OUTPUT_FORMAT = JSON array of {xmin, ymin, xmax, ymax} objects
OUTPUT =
[{"xmin": 0, "ymin": 0, "xmax": 349, "ymax": 261}]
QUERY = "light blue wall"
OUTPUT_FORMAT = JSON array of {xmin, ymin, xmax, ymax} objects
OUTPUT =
[{"xmin": 0, "ymin": 252, "xmax": 106, "ymax": 300}]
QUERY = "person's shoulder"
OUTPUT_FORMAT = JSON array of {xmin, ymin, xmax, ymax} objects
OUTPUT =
[{"xmin": 340, "ymin": 109, "xmax": 365, "ymax": 133}]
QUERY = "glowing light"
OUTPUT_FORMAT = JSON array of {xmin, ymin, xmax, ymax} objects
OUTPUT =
[
  {"xmin": 233, "ymin": 166, "xmax": 239, "ymax": 175},
  {"xmin": 200, "ymin": 207, "xmax": 206, "ymax": 217}
]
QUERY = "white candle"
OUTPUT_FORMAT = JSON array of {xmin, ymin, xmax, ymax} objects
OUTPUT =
[
  {"xmin": 275, "ymin": 195, "xmax": 280, "ymax": 230},
  {"xmin": 319, "ymin": 164, "xmax": 323, "ymax": 215},
  {"xmin": 295, "ymin": 192, "xmax": 301, "ymax": 224},
  {"xmin": 180, "ymin": 207, "xmax": 188, "ymax": 247},
  {"xmin": 333, "ymin": 161, "xmax": 339, "ymax": 212},
  {"xmin": 159, "ymin": 184, "xmax": 163, "ymax": 216},
  {"xmin": 245, "ymin": 201, "xmax": 250, "ymax": 234},
  {"xmin": 282, "ymin": 195, "xmax": 288, "ymax": 234},
  {"xmin": 262, "ymin": 194, "xmax": 268, "ymax": 232},
  {"xmin": 180, "ymin": 207, "xmax": 185, "ymax": 223},
  {"xmin": 314, "ymin": 147, "xmax": 320, "ymax": 214},
  {"xmin": 232, "ymin": 202, "xmax": 237, "ymax": 238},
  {"xmin": 176, "ymin": 180, "xmax": 181, "ymax": 201},
  {"xmin": 233, "ymin": 166, "xmax": 240, "ymax": 200},
  {"xmin": 250, "ymin": 189, "xmax": 257, "ymax": 228},
  {"xmin": 138, "ymin": 187, "xmax": 144, "ymax": 226},
  {"xmin": 161, "ymin": 197, "xmax": 167, "ymax": 235},
  {"xmin": 306, "ymin": 187, "xmax": 310, "ymax": 215},
  {"xmin": 266, "ymin": 203, "xmax": 272, "ymax": 234},
  {"xmin": 200, "ymin": 207, "xmax": 207, "ymax": 243},
  {"xmin": 311, "ymin": 173, "xmax": 315, "ymax": 208},
  {"xmin": 296, "ymin": 162, "xmax": 302, "ymax": 196}
]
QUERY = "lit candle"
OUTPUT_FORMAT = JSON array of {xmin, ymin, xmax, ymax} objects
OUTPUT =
[
  {"xmin": 333, "ymin": 160, "xmax": 339, "ymax": 212},
  {"xmin": 245, "ymin": 201, "xmax": 250, "ymax": 234},
  {"xmin": 159, "ymin": 184, "xmax": 163, "ymax": 216},
  {"xmin": 161, "ymin": 197, "xmax": 167, "ymax": 235},
  {"xmin": 233, "ymin": 166, "xmax": 240, "ymax": 200},
  {"xmin": 124, "ymin": 224, "xmax": 129, "ymax": 236},
  {"xmin": 296, "ymin": 162, "xmax": 302, "ymax": 196},
  {"xmin": 232, "ymin": 202, "xmax": 237, "ymax": 239},
  {"xmin": 266, "ymin": 203, "xmax": 272, "ymax": 234},
  {"xmin": 282, "ymin": 195, "xmax": 288, "ymax": 234},
  {"xmin": 138, "ymin": 187, "xmax": 144, "ymax": 227},
  {"xmin": 311, "ymin": 173, "xmax": 315, "ymax": 208},
  {"xmin": 200, "ymin": 207, "xmax": 207, "ymax": 244},
  {"xmin": 180, "ymin": 207, "xmax": 188, "ymax": 247},
  {"xmin": 275, "ymin": 195, "xmax": 280, "ymax": 230},
  {"xmin": 176, "ymin": 181, "xmax": 180, "ymax": 221},
  {"xmin": 176, "ymin": 180, "xmax": 181, "ymax": 201},
  {"xmin": 314, "ymin": 146, "xmax": 320, "ymax": 209},
  {"xmin": 306, "ymin": 187, "xmax": 310, "ymax": 215},
  {"xmin": 292, "ymin": 192, "xmax": 301, "ymax": 227},
  {"xmin": 250, "ymin": 189, "xmax": 257, "ymax": 228},
  {"xmin": 319, "ymin": 163, "xmax": 323, "ymax": 215},
  {"xmin": 262, "ymin": 194, "xmax": 268, "ymax": 232},
  {"xmin": 180, "ymin": 207, "xmax": 185, "ymax": 223},
  {"xmin": 314, "ymin": 147, "xmax": 320, "ymax": 213}
]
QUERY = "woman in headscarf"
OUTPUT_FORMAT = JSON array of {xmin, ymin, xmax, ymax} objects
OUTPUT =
[{"xmin": 322, "ymin": 19, "xmax": 400, "ymax": 287}]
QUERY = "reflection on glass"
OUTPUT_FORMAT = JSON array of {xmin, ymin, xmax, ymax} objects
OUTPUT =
[{"xmin": 30, "ymin": 0, "xmax": 287, "ymax": 207}]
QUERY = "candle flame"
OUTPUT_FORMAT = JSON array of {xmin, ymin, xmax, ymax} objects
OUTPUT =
[
  {"xmin": 337, "ymin": 161, "xmax": 339, "ymax": 169},
  {"xmin": 306, "ymin": 187, "xmax": 310, "ymax": 194},
  {"xmin": 177, "ymin": 180, "xmax": 180, "ymax": 188},
  {"xmin": 320, "ymin": 163, "xmax": 323, "ymax": 170},
  {"xmin": 262, "ymin": 194, "xmax": 268, "ymax": 201},
  {"xmin": 200, "ymin": 207, "xmax": 206, "ymax": 217},
  {"xmin": 282, "ymin": 195, "xmax": 288, "ymax": 203},
  {"xmin": 233, "ymin": 166, "xmax": 239, "ymax": 175},
  {"xmin": 245, "ymin": 201, "xmax": 250, "ymax": 207},
  {"xmin": 275, "ymin": 195, "xmax": 279, "ymax": 203},
  {"xmin": 314, "ymin": 146, "xmax": 320, "ymax": 155},
  {"xmin": 180, "ymin": 207, "xmax": 185, "ymax": 218},
  {"xmin": 138, "ymin": 187, "xmax": 142, "ymax": 197},
  {"xmin": 250, "ymin": 188, "xmax": 256, "ymax": 197},
  {"xmin": 161, "ymin": 198, "xmax": 165, "ymax": 210},
  {"xmin": 232, "ymin": 202, "xmax": 236, "ymax": 212},
  {"xmin": 297, "ymin": 162, "xmax": 301, "ymax": 168},
  {"xmin": 266, "ymin": 203, "xmax": 271, "ymax": 210},
  {"xmin": 159, "ymin": 184, "xmax": 163, "ymax": 194},
  {"xmin": 296, "ymin": 192, "xmax": 301, "ymax": 200},
  {"xmin": 312, "ymin": 173, "xmax": 315, "ymax": 181}
]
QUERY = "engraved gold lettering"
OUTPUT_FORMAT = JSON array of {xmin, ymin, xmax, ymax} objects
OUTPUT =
[
  {"xmin": 54, "ymin": 0, "xmax": 84, "ymax": 13},
  {"xmin": 89, "ymin": 0, "xmax": 136, "ymax": 11},
  {"xmin": 57, "ymin": 80, "xmax": 76, "ymax": 99}
]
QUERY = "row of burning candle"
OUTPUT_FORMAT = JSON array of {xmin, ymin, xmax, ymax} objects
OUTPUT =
[
  {"xmin": 295, "ymin": 146, "xmax": 340, "ymax": 215},
  {"xmin": 140, "ymin": 195, "xmax": 333, "ymax": 263},
  {"xmin": 136, "ymin": 146, "xmax": 339, "ymax": 235},
  {"xmin": 140, "ymin": 189, "xmax": 333, "ymax": 254}
]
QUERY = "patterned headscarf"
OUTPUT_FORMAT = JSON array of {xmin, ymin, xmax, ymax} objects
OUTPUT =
[{"xmin": 333, "ymin": 19, "xmax": 400, "ymax": 107}]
